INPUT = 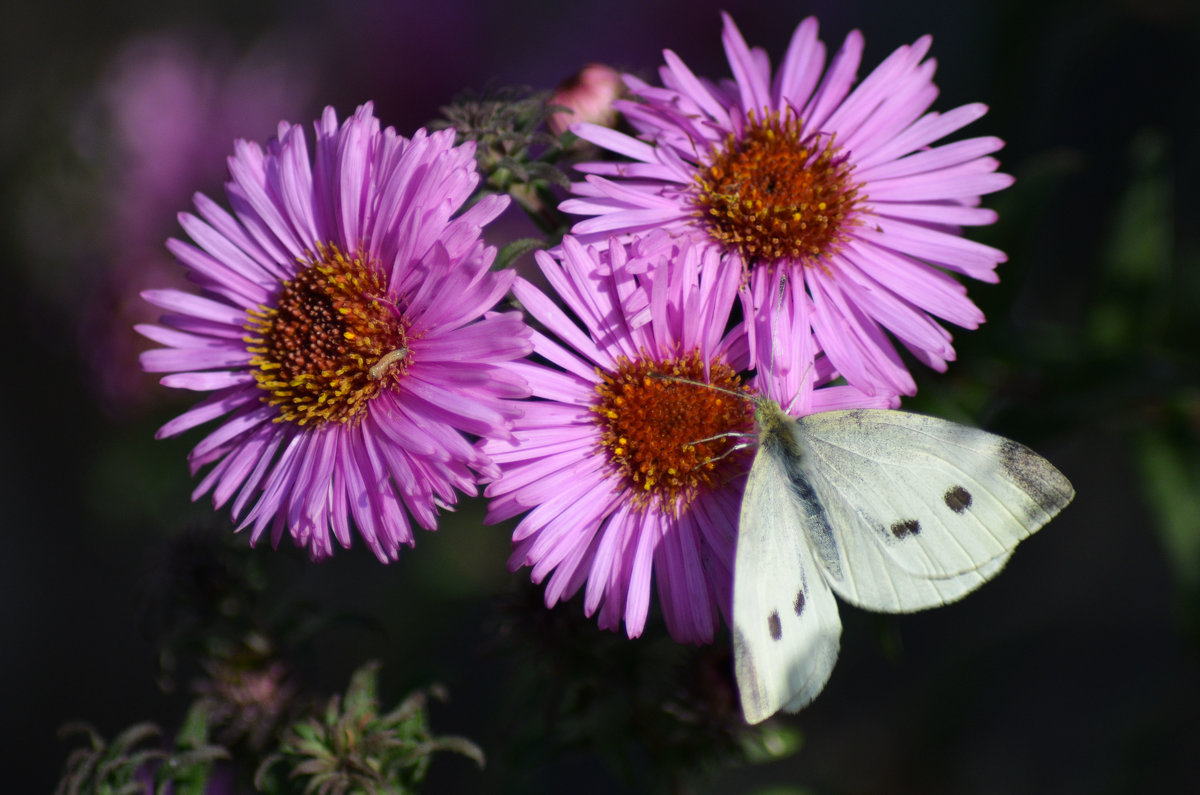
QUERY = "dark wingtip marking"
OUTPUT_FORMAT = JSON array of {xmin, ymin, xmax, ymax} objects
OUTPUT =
[
  {"xmin": 999, "ymin": 439, "xmax": 1075, "ymax": 516},
  {"xmin": 944, "ymin": 485, "xmax": 972, "ymax": 513},
  {"xmin": 768, "ymin": 610, "xmax": 782, "ymax": 640},
  {"xmin": 891, "ymin": 518, "xmax": 921, "ymax": 539},
  {"xmin": 794, "ymin": 590, "xmax": 806, "ymax": 617}
]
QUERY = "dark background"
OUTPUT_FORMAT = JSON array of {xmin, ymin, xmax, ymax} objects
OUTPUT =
[{"xmin": 3, "ymin": 0, "xmax": 1198, "ymax": 792}]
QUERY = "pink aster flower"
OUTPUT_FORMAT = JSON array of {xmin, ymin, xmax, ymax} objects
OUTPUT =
[
  {"xmin": 137, "ymin": 103, "xmax": 531, "ymax": 561},
  {"xmin": 480, "ymin": 235, "xmax": 892, "ymax": 643},
  {"xmin": 562, "ymin": 13, "xmax": 1012, "ymax": 398}
]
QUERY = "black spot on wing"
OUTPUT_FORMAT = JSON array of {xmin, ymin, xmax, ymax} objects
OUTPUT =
[
  {"xmin": 944, "ymin": 485, "xmax": 972, "ymax": 513},
  {"xmin": 794, "ymin": 589, "xmax": 805, "ymax": 616},
  {"xmin": 768, "ymin": 610, "xmax": 782, "ymax": 640},
  {"xmin": 890, "ymin": 519, "xmax": 921, "ymax": 539}
]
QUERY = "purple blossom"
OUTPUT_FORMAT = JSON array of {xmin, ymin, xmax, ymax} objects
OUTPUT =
[
  {"xmin": 562, "ymin": 13, "xmax": 1012, "ymax": 398},
  {"xmin": 481, "ymin": 235, "xmax": 892, "ymax": 643},
  {"xmin": 138, "ymin": 104, "xmax": 531, "ymax": 561}
]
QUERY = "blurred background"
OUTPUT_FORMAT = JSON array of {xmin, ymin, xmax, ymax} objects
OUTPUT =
[{"xmin": 3, "ymin": 0, "xmax": 1198, "ymax": 792}]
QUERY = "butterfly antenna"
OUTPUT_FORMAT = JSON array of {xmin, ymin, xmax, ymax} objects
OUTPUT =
[
  {"xmin": 783, "ymin": 360, "xmax": 816, "ymax": 416},
  {"xmin": 768, "ymin": 271, "xmax": 816, "ymax": 417},
  {"xmin": 680, "ymin": 433, "xmax": 757, "ymax": 473},
  {"xmin": 694, "ymin": 439, "xmax": 756, "ymax": 468},
  {"xmin": 646, "ymin": 373, "xmax": 759, "ymax": 470},
  {"xmin": 688, "ymin": 430, "xmax": 757, "ymax": 446},
  {"xmin": 648, "ymin": 372, "xmax": 757, "ymax": 406},
  {"xmin": 768, "ymin": 272, "xmax": 786, "ymax": 386}
]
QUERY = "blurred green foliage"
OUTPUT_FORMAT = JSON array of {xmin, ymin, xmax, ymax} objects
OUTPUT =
[
  {"xmin": 54, "ymin": 710, "xmax": 228, "ymax": 795},
  {"xmin": 255, "ymin": 663, "xmax": 484, "ymax": 795}
]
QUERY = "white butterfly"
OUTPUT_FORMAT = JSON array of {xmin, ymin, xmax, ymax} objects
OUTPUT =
[{"xmin": 733, "ymin": 398, "xmax": 1075, "ymax": 724}]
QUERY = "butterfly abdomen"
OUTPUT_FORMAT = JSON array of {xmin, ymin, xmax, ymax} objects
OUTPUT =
[{"xmin": 755, "ymin": 404, "xmax": 845, "ymax": 581}]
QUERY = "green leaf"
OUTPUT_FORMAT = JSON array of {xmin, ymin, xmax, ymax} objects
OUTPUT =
[
  {"xmin": 1135, "ymin": 420, "xmax": 1200, "ymax": 589},
  {"xmin": 176, "ymin": 702, "xmax": 211, "ymax": 747},
  {"xmin": 109, "ymin": 723, "xmax": 161, "ymax": 755},
  {"xmin": 496, "ymin": 237, "xmax": 547, "ymax": 270},
  {"xmin": 423, "ymin": 735, "xmax": 486, "ymax": 769},
  {"xmin": 343, "ymin": 661, "xmax": 382, "ymax": 718}
]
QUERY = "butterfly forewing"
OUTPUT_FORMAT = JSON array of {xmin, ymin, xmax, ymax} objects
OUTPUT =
[
  {"xmin": 729, "ymin": 398, "xmax": 1075, "ymax": 722},
  {"xmin": 733, "ymin": 404, "xmax": 842, "ymax": 724},
  {"xmin": 791, "ymin": 409, "xmax": 1074, "ymax": 611}
]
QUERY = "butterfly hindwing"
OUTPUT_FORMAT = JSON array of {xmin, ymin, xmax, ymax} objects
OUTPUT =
[
  {"xmin": 733, "ymin": 403, "xmax": 842, "ymax": 725},
  {"xmin": 791, "ymin": 409, "xmax": 1074, "ymax": 612}
]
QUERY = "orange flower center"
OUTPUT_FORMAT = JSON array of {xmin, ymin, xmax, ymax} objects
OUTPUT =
[
  {"xmin": 694, "ymin": 109, "xmax": 862, "ymax": 268},
  {"xmin": 245, "ymin": 244, "xmax": 409, "ymax": 426},
  {"xmin": 592, "ymin": 352, "xmax": 755, "ymax": 513}
]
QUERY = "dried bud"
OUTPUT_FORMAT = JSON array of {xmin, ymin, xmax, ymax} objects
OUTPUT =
[{"xmin": 548, "ymin": 63, "xmax": 622, "ymax": 136}]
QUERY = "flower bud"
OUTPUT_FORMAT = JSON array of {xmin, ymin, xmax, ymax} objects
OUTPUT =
[{"xmin": 548, "ymin": 63, "xmax": 622, "ymax": 136}]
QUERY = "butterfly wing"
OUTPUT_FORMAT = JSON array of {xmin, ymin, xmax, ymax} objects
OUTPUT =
[
  {"xmin": 792, "ymin": 409, "xmax": 1074, "ymax": 613},
  {"xmin": 733, "ymin": 406, "xmax": 842, "ymax": 724}
]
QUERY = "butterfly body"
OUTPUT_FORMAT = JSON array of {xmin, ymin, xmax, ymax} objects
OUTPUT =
[{"xmin": 733, "ymin": 399, "xmax": 1075, "ymax": 725}]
